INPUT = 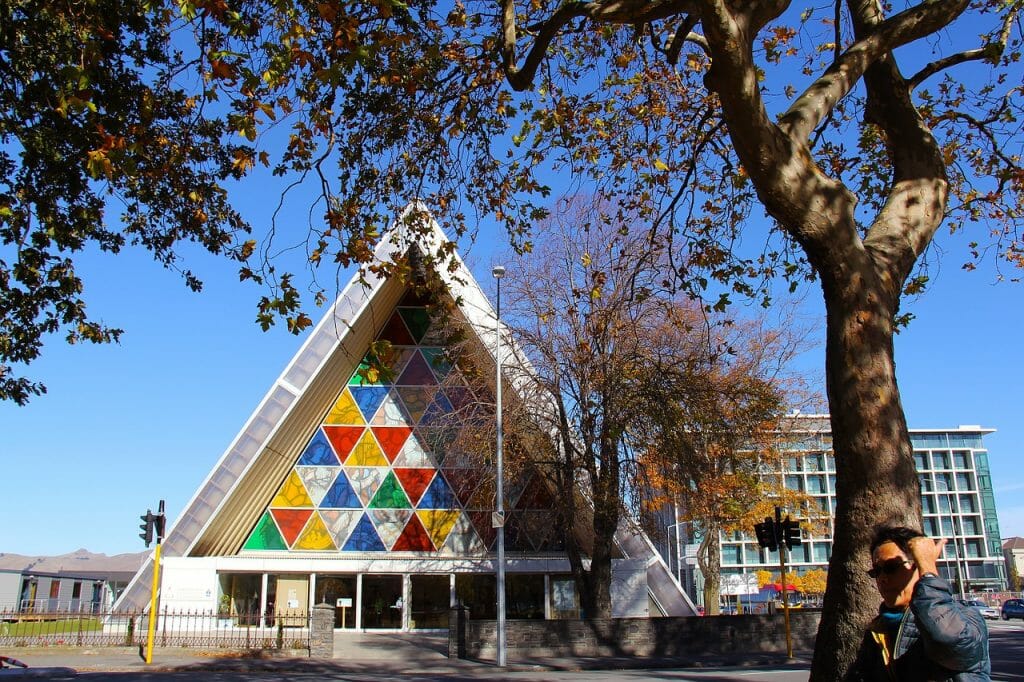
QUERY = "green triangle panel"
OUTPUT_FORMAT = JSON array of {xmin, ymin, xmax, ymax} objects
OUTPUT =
[
  {"xmin": 398, "ymin": 307, "xmax": 430, "ymax": 343},
  {"xmin": 369, "ymin": 471, "xmax": 412, "ymax": 509},
  {"xmin": 348, "ymin": 357, "xmax": 388, "ymax": 386},
  {"xmin": 243, "ymin": 512, "xmax": 288, "ymax": 550}
]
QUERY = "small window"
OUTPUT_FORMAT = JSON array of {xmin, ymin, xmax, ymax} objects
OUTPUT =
[
  {"xmin": 72, "ymin": 582, "xmax": 82, "ymax": 599},
  {"xmin": 49, "ymin": 581, "xmax": 60, "ymax": 599}
]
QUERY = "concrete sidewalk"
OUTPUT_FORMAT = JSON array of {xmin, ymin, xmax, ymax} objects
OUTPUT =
[{"xmin": 1, "ymin": 634, "xmax": 811, "ymax": 676}]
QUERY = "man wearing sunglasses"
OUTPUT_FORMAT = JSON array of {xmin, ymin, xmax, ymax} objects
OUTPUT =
[{"xmin": 848, "ymin": 526, "xmax": 990, "ymax": 680}]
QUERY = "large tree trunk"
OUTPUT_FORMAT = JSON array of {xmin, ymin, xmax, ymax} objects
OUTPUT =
[{"xmin": 810, "ymin": 273, "xmax": 922, "ymax": 680}]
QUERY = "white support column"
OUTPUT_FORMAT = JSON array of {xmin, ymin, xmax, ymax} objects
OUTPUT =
[
  {"xmin": 355, "ymin": 574, "xmax": 363, "ymax": 630},
  {"xmin": 544, "ymin": 574, "xmax": 551, "ymax": 620},
  {"xmin": 403, "ymin": 574, "xmax": 411, "ymax": 631},
  {"xmin": 260, "ymin": 573, "xmax": 269, "ymax": 623}
]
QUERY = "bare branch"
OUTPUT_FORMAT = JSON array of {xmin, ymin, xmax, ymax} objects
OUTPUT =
[
  {"xmin": 779, "ymin": 0, "xmax": 971, "ymax": 142},
  {"xmin": 907, "ymin": 3, "xmax": 1020, "ymax": 90}
]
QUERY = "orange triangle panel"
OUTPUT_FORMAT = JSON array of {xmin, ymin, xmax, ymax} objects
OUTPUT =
[
  {"xmin": 392, "ymin": 513, "xmax": 436, "ymax": 551},
  {"xmin": 323, "ymin": 426, "xmax": 365, "ymax": 463},
  {"xmin": 270, "ymin": 508, "xmax": 313, "ymax": 547},
  {"xmin": 394, "ymin": 468, "xmax": 435, "ymax": 507},
  {"xmin": 372, "ymin": 426, "xmax": 413, "ymax": 462}
]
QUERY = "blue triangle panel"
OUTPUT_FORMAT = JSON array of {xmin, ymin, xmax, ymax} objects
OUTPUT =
[
  {"xmin": 320, "ymin": 470, "xmax": 362, "ymax": 509},
  {"xmin": 420, "ymin": 393, "xmax": 454, "ymax": 426},
  {"xmin": 342, "ymin": 513, "xmax": 386, "ymax": 551},
  {"xmin": 351, "ymin": 386, "xmax": 390, "ymax": 421},
  {"xmin": 298, "ymin": 429, "xmax": 339, "ymax": 466},
  {"xmin": 418, "ymin": 472, "xmax": 458, "ymax": 509}
]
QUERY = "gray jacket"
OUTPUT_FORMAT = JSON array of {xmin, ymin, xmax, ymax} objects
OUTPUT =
[{"xmin": 848, "ymin": 574, "xmax": 990, "ymax": 681}]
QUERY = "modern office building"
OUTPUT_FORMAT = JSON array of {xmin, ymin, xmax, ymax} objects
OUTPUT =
[
  {"xmin": 114, "ymin": 206, "xmax": 695, "ymax": 628},
  {"xmin": 664, "ymin": 417, "xmax": 1006, "ymax": 603}
]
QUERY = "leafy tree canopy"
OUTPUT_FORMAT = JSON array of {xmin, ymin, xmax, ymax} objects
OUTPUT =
[{"xmin": 3, "ymin": 1, "xmax": 1021, "ymax": 675}]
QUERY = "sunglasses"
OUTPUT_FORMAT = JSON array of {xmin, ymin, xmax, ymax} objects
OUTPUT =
[{"xmin": 867, "ymin": 559, "xmax": 914, "ymax": 578}]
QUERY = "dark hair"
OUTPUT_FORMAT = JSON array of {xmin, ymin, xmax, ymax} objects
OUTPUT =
[{"xmin": 870, "ymin": 526, "xmax": 925, "ymax": 555}]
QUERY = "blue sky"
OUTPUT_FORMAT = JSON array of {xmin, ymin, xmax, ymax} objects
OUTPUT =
[
  {"xmin": 0, "ymin": 212, "xmax": 1021, "ymax": 556},
  {"xmin": 1, "ymin": 5, "xmax": 1020, "ymax": 557}
]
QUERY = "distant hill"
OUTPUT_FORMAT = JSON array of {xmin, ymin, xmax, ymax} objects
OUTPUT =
[{"xmin": 0, "ymin": 548, "xmax": 148, "ymax": 575}]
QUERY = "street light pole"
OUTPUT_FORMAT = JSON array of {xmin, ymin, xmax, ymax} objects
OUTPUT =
[{"xmin": 492, "ymin": 264, "xmax": 507, "ymax": 668}]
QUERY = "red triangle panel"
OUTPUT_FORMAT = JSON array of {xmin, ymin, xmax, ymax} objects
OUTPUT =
[{"xmin": 392, "ymin": 513, "xmax": 436, "ymax": 551}]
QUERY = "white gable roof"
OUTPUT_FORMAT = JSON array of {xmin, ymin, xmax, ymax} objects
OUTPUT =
[{"xmin": 114, "ymin": 204, "xmax": 695, "ymax": 616}]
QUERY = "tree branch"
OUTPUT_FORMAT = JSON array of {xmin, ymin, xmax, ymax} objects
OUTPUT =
[
  {"xmin": 501, "ymin": 0, "xmax": 701, "ymax": 90},
  {"xmin": 779, "ymin": 0, "xmax": 971, "ymax": 142},
  {"xmin": 907, "ymin": 3, "xmax": 1020, "ymax": 90}
]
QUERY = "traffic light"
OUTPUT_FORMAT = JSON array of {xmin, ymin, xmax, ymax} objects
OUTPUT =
[
  {"xmin": 754, "ymin": 517, "xmax": 779, "ymax": 551},
  {"xmin": 139, "ymin": 511, "xmax": 155, "ymax": 547},
  {"xmin": 782, "ymin": 515, "xmax": 802, "ymax": 550}
]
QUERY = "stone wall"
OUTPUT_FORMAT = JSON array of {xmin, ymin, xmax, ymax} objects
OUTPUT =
[
  {"xmin": 449, "ymin": 610, "xmax": 820, "ymax": 659},
  {"xmin": 310, "ymin": 603, "xmax": 334, "ymax": 658}
]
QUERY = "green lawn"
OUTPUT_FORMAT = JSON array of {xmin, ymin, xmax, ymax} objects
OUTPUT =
[{"xmin": 0, "ymin": 617, "xmax": 104, "ymax": 637}]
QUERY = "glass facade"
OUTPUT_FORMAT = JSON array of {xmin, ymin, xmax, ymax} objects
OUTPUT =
[
  {"xmin": 241, "ymin": 290, "xmax": 559, "ymax": 555},
  {"xmin": 703, "ymin": 423, "xmax": 1006, "ymax": 596}
]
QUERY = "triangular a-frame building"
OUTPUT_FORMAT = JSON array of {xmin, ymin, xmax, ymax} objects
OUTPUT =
[{"xmin": 116, "ymin": 205, "xmax": 695, "ymax": 628}]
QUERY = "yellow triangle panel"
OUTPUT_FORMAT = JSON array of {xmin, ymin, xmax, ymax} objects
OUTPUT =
[
  {"xmin": 294, "ymin": 512, "xmax": 337, "ymax": 550},
  {"xmin": 346, "ymin": 430, "xmax": 389, "ymax": 466},
  {"xmin": 271, "ymin": 471, "xmax": 314, "ymax": 508},
  {"xmin": 416, "ymin": 509, "xmax": 460, "ymax": 549},
  {"xmin": 324, "ymin": 388, "xmax": 365, "ymax": 426}
]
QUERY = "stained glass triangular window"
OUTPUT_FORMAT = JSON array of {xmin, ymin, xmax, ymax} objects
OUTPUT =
[
  {"xmin": 369, "ymin": 471, "xmax": 412, "ymax": 509},
  {"xmin": 320, "ymin": 471, "xmax": 362, "ymax": 509},
  {"xmin": 342, "ymin": 513, "xmax": 386, "ymax": 551},
  {"xmin": 243, "ymin": 512, "xmax": 288, "ymax": 551},
  {"xmin": 298, "ymin": 430, "xmax": 339, "ymax": 466}
]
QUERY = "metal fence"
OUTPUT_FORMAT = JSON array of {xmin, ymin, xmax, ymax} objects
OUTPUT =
[{"xmin": 0, "ymin": 608, "xmax": 310, "ymax": 650}]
